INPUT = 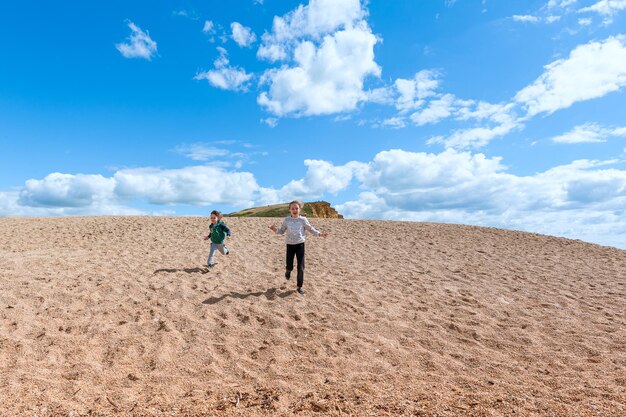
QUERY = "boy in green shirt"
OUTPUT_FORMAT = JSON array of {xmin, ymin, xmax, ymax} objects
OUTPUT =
[{"xmin": 204, "ymin": 210, "xmax": 231, "ymax": 267}]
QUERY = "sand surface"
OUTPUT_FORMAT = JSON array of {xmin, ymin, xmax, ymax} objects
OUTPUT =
[{"xmin": 0, "ymin": 216, "xmax": 624, "ymax": 416}]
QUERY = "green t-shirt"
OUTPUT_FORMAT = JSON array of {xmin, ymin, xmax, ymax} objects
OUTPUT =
[{"xmin": 209, "ymin": 220, "xmax": 231, "ymax": 244}]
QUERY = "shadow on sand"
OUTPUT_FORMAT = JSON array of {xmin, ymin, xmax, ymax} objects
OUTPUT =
[
  {"xmin": 202, "ymin": 287, "xmax": 294, "ymax": 305},
  {"xmin": 154, "ymin": 267, "xmax": 209, "ymax": 275}
]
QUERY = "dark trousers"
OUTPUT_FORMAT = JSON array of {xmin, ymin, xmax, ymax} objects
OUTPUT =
[{"xmin": 286, "ymin": 243, "xmax": 305, "ymax": 287}]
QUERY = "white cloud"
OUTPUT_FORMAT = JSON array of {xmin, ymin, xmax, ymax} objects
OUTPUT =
[
  {"xmin": 231, "ymin": 22, "xmax": 257, "ymax": 47},
  {"xmin": 333, "ymin": 148, "xmax": 626, "ymax": 248},
  {"xmin": 8, "ymin": 173, "xmax": 143, "ymax": 216},
  {"xmin": 366, "ymin": 86, "xmax": 395, "ymax": 105},
  {"xmin": 261, "ymin": 0, "xmax": 365, "ymax": 43},
  {"xmin": 382, "ymin": 117, "xmax": 406, "ymax": 129},
  {"xmin": 258, "ymin": 22, "xmax": 380, "ymax": 116},
  {"xmin": 257, "ymin": 43, "xmax": 288, "ymax": 62},
  {"xmin": 8, "ymin": 165, "xmax": 261, "ymax": 214},
  {"xmin": 513, "ymin": 15, "xmax": 541, "ymax": 22},
  {"xmin": 1, "ymin": 190, "xmax": 144, "ymax": 217},
  {"xmin": 195, "ymin": 47, "xmax": 253, "ymax": 91},
  {"xmin": 547, "ymin": 0, "xmax": 578, "ymax": 9},
  {"xmin": 262, "ymin": 117, "xmax": 278, "ymax": 127},
  {"xmin": 455, "ymin": 101, "xmax": 514, "ymax": 123},
  {"xmin": 551, "ymin": 122, "xmax": 626, "ymax": 143},
  {"xmin": 515, "ymin": 35, "xmax": 626, "ymax": 117},
  {"xmin": 173, "ymin": 143, "xmax": 230, "ymax": 160},
  {"xmin": 115, "ymin": 21, "xmax": 157, "ymax": 60},
  {"xmin": 6, "ymin": 147, "xmax": 626, "ymax": 248},
  {"xmin": 429, "ymin": 120, "xmax": 520, "ymax": 149},
  {"xmin": 426, "ymin": 101, "xmax": 520, "ymax": 149},
  {"xmin": 203, "ymin": 20, "xmax": 215, "ymax": 33},
  {"xmin": 257, "ymin": 159, "xmax": 366, "ymax": 205},
  {"xmin": 353, "ymin": 149, "xmax": 510, "ymax": 210},
  {"xmin": 18, "ymin": 173, "xmax": 117, "ymax": 208},
  {"xmin": 113, "ymin": 166, "xmax": 258, "ymax": 206},
  {"xmin": 195, "ymin": 67, "xmax": 253, "ymax": 91},
  {"xmin": 410, "ymin": 94, "xmax": 456, "ymax": 126},
  {"xmin": 173, "ymin": 9, "xmax": 200, "ymax": 20},
  {"xmin": 578, "ymin": 17, "xmax": 593, "ymax": 25},
  {"xmin": 579, "ymin": 0, "xmax": 626, "ymax": 21},
  {"xmin": 255, "ymin": 0, "xmax": 380, "ymax": 117},
  {"xmin": 394, "ymin": 70, "xmax": 440, "ymax": 113}
]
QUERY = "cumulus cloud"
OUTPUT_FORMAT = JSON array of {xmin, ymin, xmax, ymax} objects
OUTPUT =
[
  {"xmin": 1, "ymin": 190, "xmax": 144, "ymax": 217},
  {"xmin": 114, "ymin": 166, "xmax": 258, "ymax": 206},
  {"xmin": 6, "ymin": 146, "xmax": 626, "ymax": 248},
  {"xmin": 256, "ymin": 0, "xmax": 380, "ymax": 116},
  {"xmin": 352, "ymin": 149, "xmax": 512, "ymax": 211},
  {"xmin": 7, "ymin": 173, "xmax": 141, "ymax": 216},
  {"xmin": 515, "ymin": 35, "xmax": 626, "ymax": 117},
  {"xmin": 115, "ymin": 21, "xmax": 158, "ymax": 60},
  {"xmin": 257, "ymin": 43, "xmax": 288, "ymax": 62},
  {"xmin": 258, "ymin": 21, "xmax": 380, "ymax": 116},
  {"xmin": 256, "ymin": 159, "xmax": 367, "ymax": 205},
  {"xmin": 194, "ymin": 47, "xmax": 253, "ymax": 91},
  {"xmin": 334, "ymin": 148, "xmax": 626, "ymax": 248},
  {"xmin": 260, "ymin": 0, "xmax": 365, "ymax": 44},
  {"xmin": 18, "ymin": 173, "xmax": 116, "ymax": 208},
  {"xmin": 10, "ymin": 165, "xmax": 261, "ymax": 215},
  {"xmin": 551, "ymin": 122, "xmax": 626, "ymax": 143},
  {"xmin": 231, "ymin": 22, "xmax": 257, "ymax": 47}
]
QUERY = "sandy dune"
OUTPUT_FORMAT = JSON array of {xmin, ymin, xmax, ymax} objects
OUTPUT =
[{"xmin": 0, "ymin": 216, "xmax": 624, "ymax": 416}]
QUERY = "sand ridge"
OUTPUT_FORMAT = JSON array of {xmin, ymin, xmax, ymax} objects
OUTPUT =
[{"xmin": 0, "ymin": 216, "xmax": 624, "ymax": 416}]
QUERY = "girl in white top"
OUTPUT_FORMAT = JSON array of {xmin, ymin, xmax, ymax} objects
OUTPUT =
[{"xmin": 270, "ymin": 200, "xmax": 328, "ymax": 295}]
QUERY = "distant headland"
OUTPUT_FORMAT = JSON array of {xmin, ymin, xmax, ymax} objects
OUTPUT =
[{"xmin": 227, "ymin": 200, "xmax": 343, "ymax": 219}]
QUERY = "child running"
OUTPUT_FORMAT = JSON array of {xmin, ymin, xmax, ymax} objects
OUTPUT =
[
  {"xmin": 204, "ymin": 210, "xmax": 231, "ymax": 268},
  {"xmin": 270, "ymin": 200, "xmax": 328, "ymax": 295}
]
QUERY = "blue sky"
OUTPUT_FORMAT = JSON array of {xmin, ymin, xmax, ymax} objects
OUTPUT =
[{"xmin": 1, "ymin": 0, "xmax": 626, "ymax": 248}]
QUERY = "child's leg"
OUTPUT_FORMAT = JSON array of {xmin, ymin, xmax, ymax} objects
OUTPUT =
[
  {"xmin": 216, "ymin": 243, "xmax": 228, "ymax": 255},
  {"xmin": 285, "ymin": 244, "xmax": 297, "ymax": 278},
  {"xmin": 295, "ymin": 243, "xmax": 305, "ymax": 288},
  {"xmin": 207, "ymin": 243, "xmax": 218, "ymax": 266}
]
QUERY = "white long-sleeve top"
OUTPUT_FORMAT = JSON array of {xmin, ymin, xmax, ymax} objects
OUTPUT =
[{"xmin": 275, "ymin": 216, "xmax": 321, "ymax": 244}]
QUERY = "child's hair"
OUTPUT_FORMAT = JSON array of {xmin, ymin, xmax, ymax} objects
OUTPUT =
[
  {"xmin": 210, "ymin": 210, "xmax": 223, "ymax": 219},
  {"xmin": 289, "ymin": 200, "xmax": 304, "ymax": 209}
]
